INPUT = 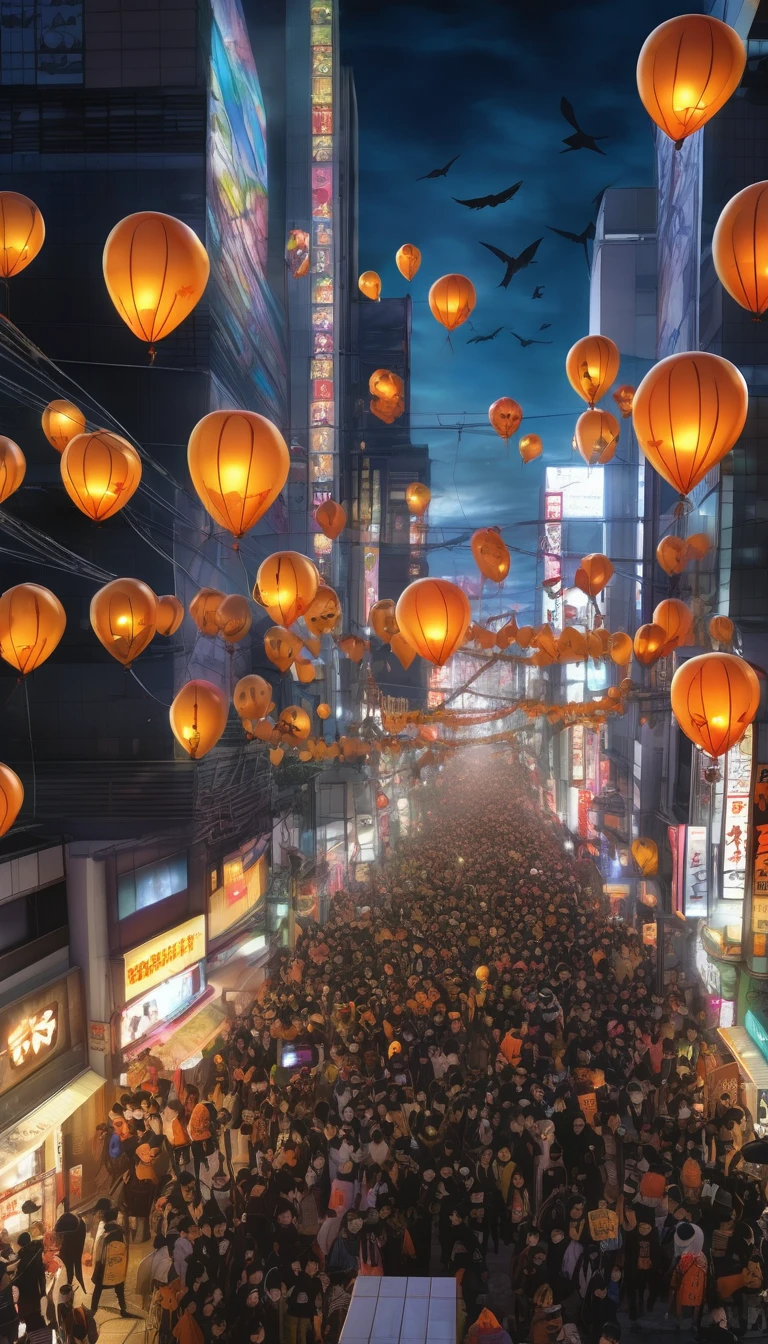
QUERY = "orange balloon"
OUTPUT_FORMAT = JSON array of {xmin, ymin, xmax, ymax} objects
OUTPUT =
[
  {"xmin": 188, "ymin": 410, "xmax": 290, "ymax": 539},
  {"xmin": 90, "ymin": 578, "xmax": 157, "ymax": 667},
  {"xmin": 516, "ymin": 625, "xmax": 534, "ymax": 650},
  {"xmin": 234, "ymin": 674, "xmax": 272, "ymax": 727},
  {"xmin": 256, "ymin": 551, "xmax": 318, "ymax": 627},
  {"xmin": 713, "ymin": 182, "xmax": 768, "ymax": 317},
  {"xmin": 103, "ymin": 211, "xmax": 209, "ymax": 344},
  {"xmin": 370, "ymin": 396, "xmax": 403, "ymax": 423},
  {"xmin": 304, "ymin": 584, "xmax": 342, "ymax": 636},
  {"xmin": 396, "ymin": 244, "xmax": 421, "ymax": 281},
  {"xmin": 637, "ymin": 14, "xmax": 746, "ymax": 147},
  {"xmin": 215, "ymin": 594, "xmax": 252, "ymax": 645},
  {"xmin": 368, "ymin": 369, "xmax": 404, "ymax": 401},
  {"xmin": 574, "ymin": 553, "xmax": 614, "ymax": 598},
  {"xmin": 315, "ymin": 499, "xmax": 346, "ymax": 539},
  {"xmin": 269, "ymin": 747, "xmax": 285, "ymax": 766},
  {"xmin": 0, "ymin": 583, "xmax": 66, "ymax": 675},
  {"xmin": 0, "ymin": 436, "xmax": 25, "ymax": 505},
  {"xmin": 489, "ymin": 398, "xmax": 523, "ymax": 441},
  {"xmin": 156, "ymin": 594, "xmax": 184, "ymax": 636},
  {"xmin": 264, "ymin": 625, "xmax": 301, "ymax": 672},
  {"xmin": 633, "ymin": 622, "xmax": 667, "ymax": 667},
  {"xmin": 609, "ymin": 632, "xmax": 633, "ymax": 667},
  {"xmin": 395, "ymin": 578, "xmax": 471, "ymax": 666},
  {"xmin": 170, "ymin": 679, "xmax": 229, "ymax": 759},
  {"xmin": 278, "ymin": 706, "xmax": 312, "ymax": 741},
  {"xmin": 0, "ymin": 192, "xmax": 44, "ymax": 278},
  {"xmin": 656, "ymin": 535, "xmax": 688, "ymax": 576},
  {"xmin": 428, "ymin": 274, "xmax": 476, "ymax": 331},
  {"xmin": 653, "ymin": 598, "xmax": 693, "ymax": 654},
  {"xmin": 574, "ymin": 409, "xmax": 620, "ymax": 466},
  {"xmin": 358, "ymin": 271, "xmax": 381, "ymax": 300},
  {"xmin": 0, "ymin": 764, "xmax": 23, "ymax": 838},
  {"xmin": 632, "ymin": 351, "xmax": 747, "ymax": 498},
  {"xmin": 338, "ymin": 635, "xmax": 367, "ymax": 662},
  {"xmin": 294, "ymin": 658, "xmax": 316, "ymax": 684},
  {"xmin": 317, "ymin": 702, "xmax": 332, "ymax": 720},
  {"xmin": 612, "ymin": 385, "xmax": 635, "ymax": 418},
  {"xmin": 190, "ymin": 587, "xmax": 226, "ymax": 637},
  {"xmin": 60, "ymin": 430, "xmax": 142, "ymax": 521},
  {"xmin": 42, "ymin": 400, "xmax": 86, "ymax": 454},
  {"xmin": 686, "ymin": 532, "xmax": 711, "ymax": 560},
  {"xmin": 471, "ymin": 527, "xmax": 510, "ymax": 582},
  {"xmin": 369, "ymin": 599, "xmax": 398, "ymax": 642},
  {"xmin": 519, "ymin": 432, "xmax": 543, "ymax": 464},
  {"xmin": 710, "ymin": 615, "xmax": 735, "ymax": 645},
  {"xmin": 405, "ymin": 482, "xmax": 431, "ymax": 517},
  {"xmin": 566, "ymin": 335, "xmax": 620, "ymax": 407},
  {"xmin": 671, "ymin": 652, "xmax": 759, "ymax": 758},
  {"xmin": 390, "ymin": 632, "xmax": 417, "ymax": 669}
]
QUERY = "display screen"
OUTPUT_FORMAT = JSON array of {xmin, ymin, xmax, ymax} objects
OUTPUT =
[{"xmin": 121, "ymin": 964, "xmax": 203, "ymax": 1051}]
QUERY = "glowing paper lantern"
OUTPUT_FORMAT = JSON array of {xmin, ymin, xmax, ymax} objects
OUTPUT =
[
  {"xmin": 574, "ymin": 553, "xmax": 614, "ymax": 598},
  {"xmin": 396, "ymin": 244, "xmax": 421, "ymax": 281},
  {"xmin": 0, "ymin": 765, "xmax": 23, "ymax": 838},
  {"xmin": 0, "ymin": 192, "xmax": 44, "ymax": 278},
  {"xmin": 188, "ymin": 410, "xmax": 290, "ymax": 539},
  {"xmin": 637, "ymin": 14, "xmax": 746, "ymax": 147},
  {"xmin": 370, "ymin": 396, "xmax": 403, "ymax": 424},
  {"xmin": 671, "ymin": 652, "xmax": 760, "ymax": 758},
  {"xmin": 234, "ymin": 674, "xmax": 272, "ymax": 729},
  {"xmin": 609, "ymin": 632, "xmax": 633, "ymax": 667},
  {"xmin": 405, "ymin": 482, "xmax": 431, "ymax": 516},
  {"xmin": 190, "ymin": 587, "xmax": 225, "ymax": 638},
  {"xmin": 103, "ymin": 211, "xmax": 209, "ymax": 346},
  {"xmin": 613, "ymin": 385, "xmax": 636, "ymax": 418},
  {"xmin": 215, "ymin": 594, "xmax": 252, "ymax": 645},
  {"xmin": 657, "ymin": 535, "xmax": 689, "ymax": 576},
  {"xmin": 156, "ymin": 595, "xmax": 184, "ymax": 637},
  {"xmin": 256, "ymin": 551, "xmax": 318, "ymax": 627},
  {"xmin": 90, "ymin": 578, "xmax": 157, "ymax": 667},
  {"xmin": 169, "ymin": 679, "xmax": 229, "ymax": 760},
  {"xmin": 632, "ymin": 351, "xmax": 747, "ymax": 498},
  {"xmin": 0, "ymin": 583, "xmax": 65, "ymax": 675},
  {"xmin": 370, "ymin": 598, "xmax": 399, "ymax": 643},
  {"xmin": 395, "ymin": 577, "xmax": 471, "ymax": 666},
  {"xmin": 566, "ymin": 335, "xmax": 620, "ymax": 407},
  {"xmin": 633, "ymin": 622, "xmax": 667, "ymax": 667},
  {"xmin": 631, "ymin": 837, "xmax": 658, "ymax": 876},
  {"xmin": 42, "ymin": 400, "xmax": 86, "ymax": 455},
  {"xmin": 519, "ymin": 433, "xmax": 543, "ymax": 464},
  {"xmin": 489, "ymin": 398, "xmax": 523, "ymax": 441},
  {"xmin": 315, "ymin": 498, "xmax": 346, "ymax": 539},
  {"xmin": 712, "ymin": 182, "xmax": 768, "ymax": 318},
  {"xmin": 304, "ymin": 584, "xmax": 341, "ymax": 636},
  {"xmin": 358, "ymin": 271, "xmax": 381, "ymax": 301},
  {"xmin": 709, "ymin": 615, "xmax": 734, "ymax": 646},
  {"xmin": 317, "ymin": 703, "xmax": 331, "ymax": 720},
  {"xmin": 338, "ymin": 635, "xmax": 367, "ymax": 662},
  {"xmin": 686, "ymin": 532, "xmax": 711, "ymax": 560},
  {"xmin": 0, "ymin": 436, "xmax": 25, "ymax": 505},
  {"xmin": 471, "ymin": 527, "xmax": 510, "ymax": 582},
  {"xmin": 428, "ymin": 274, "xmax": 476, "ymax": 332},
  {"xmin": 390, "ymin": 632, "xmax": 416, "ymax": 668},
  {"xmin": 278, "ymin": 706, "xmax": 312, "ymax": 741},
  {"xmin": 368, "ymin": 369, "xmax": 404, "ymax": 401},
  {"xmin": 60, "ymin": 430, "xmax": 142, "ymax": 521},
  {"xmin": 653, "ymin": 598, "xmax": 694, "ymax": 654},
  {"xmin": 264, "ymin": 626, "xmax": 301, "ymax": 673},
  {"xmin": 574, "ymin": 409, "xmax": 620, "ymax": 466}
]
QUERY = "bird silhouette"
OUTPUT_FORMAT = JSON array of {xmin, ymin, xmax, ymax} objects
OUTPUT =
[
  {"xmin": 479, "ymin": 237, "xmax": 542, "ymax": 288},
  {"xmin": 531, "ymin": 285, "xmax": 545, "ymax": 299},
  {"xmin": 453, "ymin": 181, "xmax": 522, "ymax": 210},
  {"xmin": 547, "ymin": 219, "xmax": 596, "ymax": 271},
  {"xmin": 466, "ymin": 327, "xmax": 504, "ymax": 344},
  {"xmin": 559, "ymin": 98, "xmax": 608, "ymax": 155},
  {"xmin": 511, "ymin": 331, "xmax": 553, "ymax": 348},
  {"xmin": 540, "ymin": 322, "xmax": 552, "ymax": 331},
  {"xmin": 417, "ymin": 153, "xmax": 461, "ymax": 180}
]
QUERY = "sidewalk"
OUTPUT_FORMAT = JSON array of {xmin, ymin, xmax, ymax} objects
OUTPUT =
[{"xmin": 71, "ymin": 1241, "xmax": 148, "ymax": 1344}]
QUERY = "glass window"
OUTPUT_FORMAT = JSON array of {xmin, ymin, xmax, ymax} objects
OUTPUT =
[{"xmin": 118, "ymin": 853, "xmax": 188, "ymax": 921}]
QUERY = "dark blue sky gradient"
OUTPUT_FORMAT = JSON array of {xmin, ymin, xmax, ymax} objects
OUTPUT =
[{"xmin": 340, "ymin": 0, "xmax": 703, "ymax": 616}]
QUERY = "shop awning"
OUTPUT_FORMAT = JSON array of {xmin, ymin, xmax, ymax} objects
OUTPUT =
[
  {"xmin": 154, "ymin": 999, "xmax": 229, "ymax": 1071},
  {"xmin": 0, "ymin": 1069, "xmax": 104, "ymax": 1180},
  {"xmin": 718, "ymin": 1026, "xmax": 768, "ymax": 1090}
]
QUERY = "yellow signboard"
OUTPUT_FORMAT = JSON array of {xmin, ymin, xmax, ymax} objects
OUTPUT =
[{"xmin": 124, "ymin": 915, "xmax": 206, "ymax": 1000}]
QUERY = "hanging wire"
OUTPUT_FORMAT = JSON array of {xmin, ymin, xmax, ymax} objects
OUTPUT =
[{"xmin": 24, "ymin": 679, "xmax": 36, "ymax": 817}]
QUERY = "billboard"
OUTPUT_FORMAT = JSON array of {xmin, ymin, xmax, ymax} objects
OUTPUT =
[
  {"xmin": 208, "ymin": 0, "xmax": 286, "ymax": 420},
  {"xmin": 545, "ymin": 466, "xmax": 604, "ymax": 519}
]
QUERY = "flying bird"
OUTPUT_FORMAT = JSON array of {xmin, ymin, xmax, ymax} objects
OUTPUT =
[
  {"xmin": 417, "ymin": 153, "xmax": 461, "ymax": 180},
  {"xmin": 540, "ymin": 322, "xmax": 551, "ymax": 330},
  {"xmin": 511, "ymin": 331, "xmax": 553, "ymax": 348},
  {"xmin": 559, "ymin": 97, "xmax": 608, "ymax": 155},
  {"xmin": 466, "ymin": 327, "xmax": 504, "ymax": 344},
  {"xmin": 479, "ymin": 237, "xmax": 542, "ymax": 288},
  {"xmin": 531, "ymin": 285, "xmax": 545, "ymax": 299},
  {"xmin": 453, "ymin": 181, "xmax": 522, "ymax": 210},
  {"xmin": 547, "ymin": 219, "xmax": 596, "ymax": 271}
]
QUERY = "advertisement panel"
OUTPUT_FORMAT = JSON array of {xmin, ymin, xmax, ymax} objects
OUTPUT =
[
  {"xmin": 124, "ymin": 916, "xmax": 206, "ymax": 1002},
  {"xmin": 571, "ymin": 725, "xmax": 584, "ymax": 783},
  {"xmin": 723, "ymin": 725, "xmax": 753, "ymax": 900},
  {"xmin": 208, "ymin": 840, "xmax": 268, "ymax": 942},
  {"xmin": 121, "ymin": 964, "xmax": 204, "ymax": 1051},
  {"xmin": 684, "ymin": 825, "xmax": 708, "ymax": 918}
]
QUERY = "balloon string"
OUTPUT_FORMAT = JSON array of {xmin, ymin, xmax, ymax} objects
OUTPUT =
[
  {"xmin": 24, "ymin": 678, "xmax": 36, "ymax": 818},
  {"xmin": 129, "ymin": 667, "xmax": 172, "ymax": 707}
]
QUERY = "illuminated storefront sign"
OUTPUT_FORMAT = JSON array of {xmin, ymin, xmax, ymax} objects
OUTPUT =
[
  {"xmin": 0, "ymin": 972, "xmax": 78, "ymax": 1096},
  {"xmin": 208, "ymin": 839, "xmax": 268, "ymax": 942},
  {"xmin": 8, "ymin": 1006, "xmax": 57, "ymax": 1070},
  {"xmin": 722, "ymin": 725, "xmax": 753, "ymax": 902},
  {"xmin": 571, "ymin": 725, "xmax": 584, "ymax": 783},
  {"xmin": 121, "ymin": 965, "xmax": 204, "ymax": 1052},
  {"xmin": 124, "ymin": 916, "xmax": 206, "ymax": 1001},
  {"xmin": 684, "ymin": 825, "xmax": 708, "ymax": 917}
]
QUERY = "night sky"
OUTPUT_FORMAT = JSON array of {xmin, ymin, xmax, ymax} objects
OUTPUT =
[{"xmin": 340, "ymin": 0, "xmax": 704, "ymax": 619}]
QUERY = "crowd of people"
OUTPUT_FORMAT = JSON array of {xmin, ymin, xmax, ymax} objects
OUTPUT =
[{"xmin": 2, "ymin": 750, "xmax": 767, "ymax": 1344}]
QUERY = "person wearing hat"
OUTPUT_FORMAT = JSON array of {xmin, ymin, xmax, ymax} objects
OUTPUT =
[{"xmin": 54, "ymin": 1209, "xmax": 88, "ymax": 1292}]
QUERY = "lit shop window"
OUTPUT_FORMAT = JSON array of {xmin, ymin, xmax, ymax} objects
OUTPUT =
[
  {"xmin": 314, "ymin": 534, "xmax": 333, "ymax": 556},
  {"xmin": 310, "ymin": 455, "xmax": 334, "ymax": 483}
]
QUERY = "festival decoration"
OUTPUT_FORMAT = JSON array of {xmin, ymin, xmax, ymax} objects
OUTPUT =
[
  {"xmin": 519, "ymin": 432, "xmax": 543, "ymax": 464},
  {"xmin": 637, "ymin": 14, "xmax": 746, "ymax": 148},
  {"xmin": 90, "ymin": 578, "xmax": 157, "ymax": 667},
  {"xmin": 713, "ymin": 182, "xmax": 768, "ymax": 318},
  {"xmin": 190, "ymin": 587, "xmax": 225, "ymax": 638},
  {"xmin": 0, "ymin": 764, "xmax": 23, "ymax": 838},
  {"xmin": 0, "ymin": 583, "xmax": 66, "ymax": 674},
  {"xmin": 0, "ymin": 191, "xmax": 44, "ymax": 277},
  {"xmin": 269, "ymin": 747, "xmax": 285, "ymax": 766},
  {"xmin": 390, "ymin": 633, "xmax": 417, "ymax": 669},
  {"xmin": 370, "ymin": 396, "xmax": 404, "ymax": 424},
  {"xmin": 103, "ymin": 211, "xmax": 209, "ymax": 347},
  {"xmin": 633, "ymin": 622, "xmax": 668, "ymax": 667},
  {"xmin": 653, "ymin": 598, "xmax": 694, "ymax": 654},
  {"xmin": 278, "ymin": 706, "xmax": 312, "ymax": 741},
  {"xmin": 255, "ymin": 552, "xmax": 319, "ymax": 627},
  {"xmin": 566, "ymin": 335, "xmax": 620, "ymax": 407},
  {"xmin": 395, "ymin": 578, "xmax": 471, "ymax": 666},
  {"xmin": 709, "ymin": 615, "xmax": 734, "ymax": 647},
  {"xmin": 574, "ymin": 409, "xmax": 620, "ymax": 466},
  {"xmin": 304, "ymin": 584, "xmax": 342, "ymax": 636},
  {"xmin": 686, "ymin": 532, "xmax": 711, "ymax": 560},
  {"xmin": 396, "ymin": 244, "xmax": 421, "ymax": 281},
  {"xmin": 42, "ymin": 400, "xmax": 86, "ymax": 454},
  {"xmin": 233, "ymin": 675, "xmax": 272, "ymax": 733},
  {"xmin": 155, "ymin": 595, "xmax": 184, "ymax": 637},
  {"xmin": 656, "ymin": 535, "xmax": 688, "ymax": 576},
  {"xmin": 0, "ymin": 436, "xmax": 25, "ymax": 505},
  {"xmin": 315, "ymin": 498, "xmax": 346, "ymax": 539},
  {"xmin": 608, "ymin": 632, "xmax": 633, "ymax": 666},
  {"xmin": 428, "ymin": 274, "xmax": 476, "ymax": 331},
  {"xmin": 632, "ymin": 351, "xmax": 748, "ymax": 499},
  {"xmin": 60, "ymin": 430, "xmax": 142, "ymax": 522},
  {"xmin": 317, "ymin": 703, "xmax": 331, "ymax": 720},
  {"xmin": 358, "ymin": 271, "xmax": 381, "ymax": 300},
  {"xmin": 574, "ymin": 553, "xmax": 614, "ymax": 598},
  {"xmin": 188, "ymin": 410, "xmax": 290, "ymax": 539},
  {"xmin": 368, "ymin": 369, "xmax": 404, "ymax": 401},
  {"xmin": 671, "ymin": 652, "xmax": 760, "ymax": 758},
  {"xmin": 338, "ymin": 635, "xmax": 367, "ymax": 662},
  {"xmin": 370, "ymin": 599, "xmax": 399, "ymax": 643},
  {"xmin": 264, "ymin": 626, "xmax": 302, "ymax": 672},
  {"xmin": 489, "ymin": 398, "xmax": 523, "ymax": 441},
  {"xmin": 612, "ymin": 385, "xmax": 635, "ymax": 418},
  {"xmin": 471, "ymin": 527, "xmax": 511, "ymax": 582},
  {"xmin": 215, "ymin": 594, "xmax": 252, "ymax": 645},
  {"xmin": 405, "ymin": 482, "xmax": 431, "ymax": 516},
  {"xmin": 169, "ymin": 679, "xmax": 229, "ymax": 760}
]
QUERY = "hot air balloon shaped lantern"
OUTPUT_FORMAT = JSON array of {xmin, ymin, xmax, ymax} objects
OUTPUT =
[
  {"xmin": 170, "ymin": 679, "xmax": 229, "ymax": 760},
  {"xmin": 60, "ymin": 430, "xmax": 142, "ymax": 522},
  {"xmin": 156, "ymin": 595, "xmax": 184, "ymax": 637},
  {"xmin": 0, "ymin": 437, "xmax": 25, "ymax": 505},
  {"xmin": 637, "ymin": 14, "xmax": 746, "ymax": 150},
  {"xmin": 90, "ymin": 578, "xmax": 157, "ymax": 667},
  {"xmin": 358, "ymin": 271, "xmax": 381, "ymax": 301},
  {"xmin": 671, "ymin": 652, "xmax": 760, "ymax": 759},
  {"xmin": 315, "ymin": 498, "xmax": 346, "ymax": 539},
  {"xmin": 188, "ymin": 410, "xmax": 290, "ymax": 542},
  {"xmin": 0, "ymin": 765, "xmax": 23, "ymax": 838},
  {"xmin": 519, "ymin": 433, "xmax": 542, "ymax": 465},
  {"xmin": 0, "ymin": 584, "xmax": 66, "ymax": 675},
  {"xmin": 42, "ymin": 401, "xmax": 86, "ymax": 455},
  {"xmin": 489, "ymin": 398, "xmax": 523, "ymax": 444},
  {"xmin": 428, "ymin": 274, "xmax": 476, "ymax": 339},
  {"xmin": 396, "ymin": 244, "xmax": 421, "ymax": 282},
  {"xmin": 574, "ymin": 410, "xmax": 620, "ymax": 467},
  {"xmin": 103, "ymin": 211, "xmax": 210, "ymax": 361},
  {"xmin": 405, "ymin": 482, "xmax": 431, "ymax": 517},
  {"xmin": 395, "ymin": 578, "xmax": 471, "ymax": 667},
  {"xmin": 574, "ymin": 554, "xmax": 614, "ymax": 601},
  {"xmin": 368, "ymin": 369, "xmax": 403, "ymax": 402},
  {"xmin": 566, "ymin": 336, "xmax": 620, "ymax": 407},
  {"xmin": 255, "ymin": 552, "xmax": 318, "ymax": 628},
  {"xmin": 0, "ymin": 192, "xmax": 44, "ymax": 302}
]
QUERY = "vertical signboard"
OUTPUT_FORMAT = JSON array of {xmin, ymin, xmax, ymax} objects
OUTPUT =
[
  {"xmin": 722, "ymin": 724, "xmax": 753, "ymax": 902},
  {"xmin": 571, "ymin": 725, "xmax": 584, "ymax": 783},
  {"xmin": 751, "ymin": 765, "xmax": 768, "ymax": 953},
  {"xmin": 683, "ymin": 825, "xmax": 708, "ymax": 918},
  {"xmin": 669, "ymin": 825, "xmax": 685, "ymax": 916}
]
